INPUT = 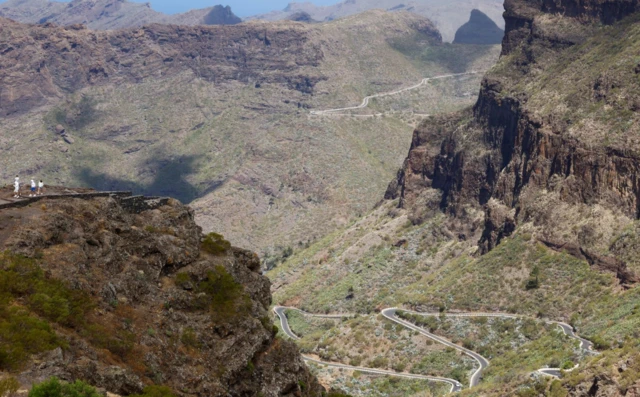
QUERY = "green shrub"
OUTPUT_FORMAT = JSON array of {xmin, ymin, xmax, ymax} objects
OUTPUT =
[
  {"xmin": 195, "ymin": 265, "xmax": 250, "ymax": 322},
  {"xmin": 0, "ymin": 253, "xmax": 94, "ymax": 328},
  {"xmin": 392, "ymin": 361, "xmax": 407, "ymax": 372},
  {"xmin": 450, "ymin": 367, "xmax": 467, "ymax": 383},
  {"xmin": 525, "ymin": 266, "xmax": 541, "ymax": 290},
  {"xmin": 0, "ymin": 376, "xmax": 19, "ymax": 397},
  {"xmin": 130, "ymin": 385, "xmax": 176, "ymax": 397},
  {"xmin": 548, "ymin": 380, "xmax": 568, "ymax": 397},
  {"xmin": 561, "ymin": 360, "xmax": 575, "ymax": 370},
  {"xmin": 201, "ymin": 233, "xmax": 231, "ymax": 255},
  {"xmin": 144, "ymin": 225, "xmax": 159, "ymax": 233},
  {"xmin": 591, "ymin": 335, "xmax": 611, "ymax": 350},
  {"xmin": 174, "ymin": 272, "xmax": 191, "ymax": 289},
  {"xmin": 180, "ymin": 328, "xmax": 200, "ymax": 349},
  {"xmin": 0, "ymin": 306, "xmax": 64, "ymax": 371},
  {"xmin": 0, "ymin": 253, "xmax": 138, "ymax": 366},
  {"xmin": 28, "ymin": 378, "xmax": 101, "ymax": 397},
  {"xmin": 371, "ymin": 356, "xmax": 388, "ymax": 368},
  {"xmin": 80, "ymin": 324, "xmax": 135, "ymax": 359}
]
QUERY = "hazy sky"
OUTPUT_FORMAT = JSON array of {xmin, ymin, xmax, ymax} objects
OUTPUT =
[
  {"xmin": 139, "ymin": 0, "xmax": 341, "ymax": 16},
  {"xmin": 0, "ymin": 0, "xmax": 341, "ymax": 16}
]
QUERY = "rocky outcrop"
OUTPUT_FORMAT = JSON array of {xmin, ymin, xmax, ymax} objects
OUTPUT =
[
  {"xmin": 2, "ymin": 196, "xmax": 323, "ymax": 396},
  {"xmin": 565, "ymin": 355, "xmax": 640, "ymax": 397},
  {"xmin": 453, "ymin": 9, "xmax": 504, "ymax": 44},
  {"xmin": 501, "ymin": 0, "xmax": 640, "ymax": 55},
  {"xmin": 287, "ymin": 11, "xmax": 316, "ymax": 23},
  {"xmin": 388, "ymin": 0, "xmax": 640, "ymax": 281},
  {"xmin": 203, "ymin": 5, "xmax": 241, "ymax": 25},
  {"xmin": 0, "ymin": 18, "xmax": 325, "ymax": 117}
]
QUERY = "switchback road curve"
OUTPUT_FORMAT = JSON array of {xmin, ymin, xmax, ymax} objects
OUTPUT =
[
  {"xmin": 273, "ymin": 306, "xmax": 463, "ymax": 393},
  {"xmin": 274, "ymin": 306, "xmax": 595, "ymax": 393},
  {"xmin": 310, "ymin": 71, "xmax": 484, "ymax": 116}
]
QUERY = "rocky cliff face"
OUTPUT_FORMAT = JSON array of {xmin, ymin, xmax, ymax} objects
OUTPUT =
[
  {"xmin": 387, "ymin": 0, "xmax": 640, "ymax": 284},
  {"xmin": 0, "ymin": 17, "xmax": 324, "ymax": 117},
  {"xmin": 0, "ymin": 195, "xmax": 322, "ymax": 396}
]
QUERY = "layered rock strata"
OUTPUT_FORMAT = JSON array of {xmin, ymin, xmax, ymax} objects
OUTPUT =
[{"xmin": 387, "ymin": 0, "xmax": 640, "ymax": 284}]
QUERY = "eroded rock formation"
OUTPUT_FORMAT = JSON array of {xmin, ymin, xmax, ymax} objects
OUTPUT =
[
  {"xmin": 387, "ymin": 0, "xmax": 640, "ymax": 283},
  {"xmin": 0, "ymin": 17, "xmax": 325, "ymax": 117},
  {"xmin": 1, "ymin": 195, "xmax": 322, "ymax": 396}
]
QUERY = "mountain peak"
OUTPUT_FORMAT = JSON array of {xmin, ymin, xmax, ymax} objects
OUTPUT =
[
  {"xmin": 453, "ymin": 8, "xmax": 504, "ymax": 44},
  {"xmin": 203, "ymin": 4, "xmax": 241, "ymax": 25}
]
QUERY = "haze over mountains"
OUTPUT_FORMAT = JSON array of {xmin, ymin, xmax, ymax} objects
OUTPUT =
[
  {"xmin": 0, "ymin": 0, "xmax": 242, "ymax": 29},
  {"xmin": 0, "ymin": 0, "xmax": 504, "ymax": 42},
  {"xmin": 251, "ymin": 0, "xmax": 505, "ymax": 41}
]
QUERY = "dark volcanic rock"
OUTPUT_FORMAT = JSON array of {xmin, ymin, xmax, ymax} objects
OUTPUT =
[
  {"xmin": 287, "ymin": 11, "xmax": 316, "ymax": 23},
  {"xmin": 203, "ymin": 5, "xmax": 241, "ymax": 25},
  {"xmin": 453, "ymin": 9, "xmax": 504, "ymax": 44}
]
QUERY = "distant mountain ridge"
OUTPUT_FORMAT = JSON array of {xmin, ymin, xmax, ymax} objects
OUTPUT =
[
  {"xmin": 0, "ymin": 0, "xmax": 241, "ymax": 29},
  {"xmin": 248, "ymin": 0, "xmax": 505, "ymax": 42}
]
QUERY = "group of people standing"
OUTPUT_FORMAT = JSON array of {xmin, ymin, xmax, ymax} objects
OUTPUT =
[{"xmin": 13, "ymin": 176, "xmax": 44, "ymax": 198}]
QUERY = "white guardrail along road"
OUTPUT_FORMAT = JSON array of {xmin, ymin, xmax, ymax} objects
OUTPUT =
[
  {"xmin": 273, "ymin": 306, "xmax": 597, "ymax": 394},
  {"xmin": 310, "ymin": 72, "xmax": 484, "ymax": 116}
]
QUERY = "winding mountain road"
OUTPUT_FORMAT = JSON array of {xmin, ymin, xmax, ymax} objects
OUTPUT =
[
  {"xmin": 382, "ymin": 308, "xmax": 489, "ymax": 388},
  {"xmin": 273, "ymin": 307, "xmax": 463, "ymax": 393},
  {"xmin": 310, "ymin": 71, "xmax": 483, "ymax": 116},
  {"xmin": 274, "ymin": 306, "xmax": 595, "ymax": 393}
]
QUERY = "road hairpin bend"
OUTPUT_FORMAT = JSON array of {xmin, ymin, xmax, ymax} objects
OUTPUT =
[{"xmin": 274, "ymin": 306, "xmax": 596, "ymax": 393}]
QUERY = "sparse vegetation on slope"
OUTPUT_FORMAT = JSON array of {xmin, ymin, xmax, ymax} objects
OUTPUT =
[
  {"xmin": 271, "ymin": 1, "xmax": 640, "ymax": 395},
  {"xmin": 0, "ymin": 11, "xmax": 500, "ymax": 256},
  {"xmin": 0, "ymin": 196, "xmax": 323, "ymax": 396},
  {"xmin": 284, "ymin": 310, "xmax": 475, "ymax": 384}
]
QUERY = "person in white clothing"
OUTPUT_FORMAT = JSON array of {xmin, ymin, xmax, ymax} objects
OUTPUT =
[
  {"xmin": 38, "ymin": 180, "xmax": 44, "ymax": 196},
  {"xmin": 13, "ymin": 176, "xmax": 20, "ymax": 198},
  {"xmin": 30, "ymin": 180, "xmax": 36, "ymax": 197}
]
